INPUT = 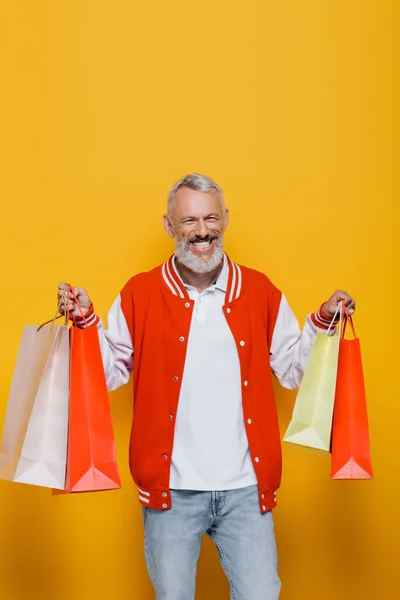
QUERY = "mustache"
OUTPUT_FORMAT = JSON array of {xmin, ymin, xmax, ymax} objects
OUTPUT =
[{"xmin": 187, "ymin": 235, "xmax": 219, "ymax": 243}]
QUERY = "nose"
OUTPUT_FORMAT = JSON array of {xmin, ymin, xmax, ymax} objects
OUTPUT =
[{"xmin": 194, "ymin": 219, "xmax": 208, "ymax": 238}]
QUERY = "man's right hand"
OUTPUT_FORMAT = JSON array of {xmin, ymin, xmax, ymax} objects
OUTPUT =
[{"xmin": 58, "ymin": 283, "xmax": 92, "ymax": 319}]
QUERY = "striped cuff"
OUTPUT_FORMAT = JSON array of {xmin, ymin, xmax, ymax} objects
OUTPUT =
[
  {"xmin": 310, "ymin": 303, "xmax": 339, "ymax": 331},
  {"xmin": 72, "ymin": 304, "xmax": 99, "ymax": 329}
]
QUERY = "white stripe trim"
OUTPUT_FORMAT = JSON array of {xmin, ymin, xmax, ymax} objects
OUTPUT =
[
  {"xmin": 228, "ymin": 261, "xmax": 237, "ymax": 303},
  {"xmin": 170, "ymin": 257, "xmax": 186, "ymax": 298},
  {"xmin": 316, "ymin": 310, "xmax": 332, "ymax": 323},
  {"xmin": 166, "ymin": 260, "xmax": 184, "ymax": 298},
  {"xmin": 76, "ymin": 312, "xmax": 97, "ymax": 329},
  {"xmin": 314, "ymin": 312, "xmax": 331, "ymax": 327},
  {"xmin": 139, "ymin": 495, "xmax": 150, "ymax": 504},
  {"xmin": 138, "ymin": 488, "xmax": 150, "ymax": 497},
  {"xmin": 85, "ymin": 313, "xmax": 97, "ymax": 327},
  {"xmin": 235, "ymin": 264, "xmax": 242, "ymax": 299},
  {"xmin": 162, "ymin": 263, "xmax": 178, "ymax": 296}
]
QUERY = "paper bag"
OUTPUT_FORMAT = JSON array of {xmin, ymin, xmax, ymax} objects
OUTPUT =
[
  {"xmin": 330, "ymin": 311, "xmax": 373, "ymax": 479},
  {"xmin": 65, "ymin": 307, "xmax": 121, "ymax": 492},
  {"xmin": 0, "ymin": 323, "xmax": 70, "ymax": 489},
  {"xmin": 283, "ymin": 306, "xmax": 341, "ymax": 451}
]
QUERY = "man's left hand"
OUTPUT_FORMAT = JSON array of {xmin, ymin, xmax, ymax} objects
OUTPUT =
[{"xmin": 322, "ymin": 290, "xmax": 356, "ymax": 319}]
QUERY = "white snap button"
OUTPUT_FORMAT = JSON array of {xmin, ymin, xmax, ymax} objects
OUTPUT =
[
  {"xmin": 261, "ymin": 493, "xmax": 264, "ymax": 499},
  {"xmin": 247, "ymin": 418, "xmax": 252, "ymax": 424},
  {"xmin": 185, "ymin": 302, "xmax": 190, "ymax": 308},
  {"xmin": 274, "ymin": 498, "xmax": 277, "ymax": 503},
  {"xmin": 244, "ymin": 381, "xmax": 248, "ymax": 386},
  {"xmin": 255, "ymin": 457, "xmax": 259, "ymax": 463},
  {"xmin": 226, "ymin": 308, "xmax": 231, "ymax": 313},
  {"xmin": 162, "ymin": 492, "xmax": 167, "ymax": 497},
  {"xmin": 262, "ymin": 505, "xmax": 266, "ymax": 511},
  {"xmin": 162, "ymin": 454, "xmax": 168, "ymax": 460},
  {"xmin": 240, "ymin": 341, "xmax": 245, "ymax": 346},
  {"xmin": 169, "ymin": 414, "xmax": 173, "ymax": 419},
  {"xmin": 179, "ymin": 336, "xmax": 185, "ymax": 342},
  {"xmin": 173, "ymin": 376, "xmax": 179, "ymax": 381},
  {"xmin": 162, "ymin": 503, "xmax": 168, "ymax": 508}
]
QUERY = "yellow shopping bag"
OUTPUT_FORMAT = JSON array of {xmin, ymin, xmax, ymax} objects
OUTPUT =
[{"xmin": 283, "ymin": 305, "xmax": 341, "ymax": 451}]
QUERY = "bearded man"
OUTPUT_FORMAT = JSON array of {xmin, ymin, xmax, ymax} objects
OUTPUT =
[{"xmin": 58, "ymin": 173, "xmax": 355, "ymax": 600}]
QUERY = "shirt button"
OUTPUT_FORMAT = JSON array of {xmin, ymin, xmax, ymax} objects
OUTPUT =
[
  {"xmin": 169, "ymin": 414, "xmax": 173, "ymax": 420},
  {"xmin": 162, "ymin": 492, "xmax": 167, "ymax": 497},
  {"xmin": 185, "ymin": 302, "xmax": 190, "ymax": 308},
  {"xmin": 262, "ymin": 505, "xmax": 266, "ymax": 511},
  {"xmin": 162, "ymin": 503, "xmax": 168, "ymax": 509},
  {"xmin": 255, "ymin": 457, "xmax": 260, "ymax": 463},
  {"xmin": 173, "ymin": 376, "xmax": 179, "ymax": 381},
  {"xmin": 179, "ymin": 336, "xmax": 185, "ymax": 342},
  {"xmin": 261, "ymin": 493, "xmax": 265, "ymax": 499},
  {"xmin": 226, "ymin": 308, "xmax": 231, "ymax": 313},
  {"xmin": 247, "ymin": 418, "xmax": 252, "ymax": 424},
  {"xmin": 244, "ymin": 381, "xmax": 248, "ymax": 386},
  {"xmin": 163, "ymin": 454, "xmax": 168, "ymax": 460},
  {"xmin": 240, "ymin": 340, "xmax": 245, "ymax": 346}
]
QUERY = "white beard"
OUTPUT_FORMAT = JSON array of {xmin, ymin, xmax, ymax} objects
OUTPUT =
[{"xmin": 175, "ymin": 237, "xmax": 224, "ymax": 274}]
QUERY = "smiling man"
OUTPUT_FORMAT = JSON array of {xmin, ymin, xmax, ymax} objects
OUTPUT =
[{"xmin": 58, "ymin": 173, "xmax": 355, "ymax": 600}]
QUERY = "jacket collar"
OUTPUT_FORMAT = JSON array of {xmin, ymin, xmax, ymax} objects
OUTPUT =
[{"xmin": 161, "ymin": 253, "xmax": 243, "ymax": 303}]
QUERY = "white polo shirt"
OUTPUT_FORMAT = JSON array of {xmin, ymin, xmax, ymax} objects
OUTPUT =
[{"xmin": 169, "ymin": 256, "xmax": 257, "ymax": 490}]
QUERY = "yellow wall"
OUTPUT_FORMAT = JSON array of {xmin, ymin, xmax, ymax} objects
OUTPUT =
[{"xmin": 0, "ymin": 1, "xmax": 398, "ymax": 598}]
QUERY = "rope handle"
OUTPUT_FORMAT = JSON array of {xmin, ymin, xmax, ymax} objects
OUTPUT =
[
  {"xmin": 326, "ymin": 300, "xmax": 343, "ymax": 336},
  {"xmin": 340, "ymin": 299, "xmax": 357, "ymax": 339},
  {"xmin": 37, "ymin": 284, "xmax": 88, "ymax": 331}
]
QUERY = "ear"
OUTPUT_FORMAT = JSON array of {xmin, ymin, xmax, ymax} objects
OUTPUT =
[
  {"xmin": 163, "ymin": 214, "xmax": 175, "ymax": 239},
  {"xmin": 223, "ymin": 208, "xmax": 230, "ymax": 231}
]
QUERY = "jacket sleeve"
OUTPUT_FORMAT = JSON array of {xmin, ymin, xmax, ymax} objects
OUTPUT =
[
  {"xmin": 73, "ymin": 294, "xmax": 134, "ymax": 391},
  {"xmin": 269, "ymin": 294, "xmax": 337, "ymax": 390}
]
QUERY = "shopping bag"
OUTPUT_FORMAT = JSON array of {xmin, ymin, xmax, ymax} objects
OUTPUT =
[
  {"xmin": 330, "ymin": 308, "xmax": 373, "ymax": 479},
  {"xmin": 0, "ymin": 319, "xmax": 70, "ymax": 489},
  {"xmin": 65, "ymin": 292, "xmax": 121, "ymax": 492},
  {"xmin": 283, "ymin": 304, "xmax": 341, "ymax": 451}
]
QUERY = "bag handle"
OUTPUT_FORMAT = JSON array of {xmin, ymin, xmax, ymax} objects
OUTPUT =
[
  {"xmin": 340, "ymin": 299, "xmax": 357, "ymax": 339},
  {"xmin": 68, "ymin": 287, "xmax": 90, "ymax": 327},
  {"xmin": 37, "ymin": 285, "xmax": 72, "ymax": 332},
  {"xmin": 326, "ymin": 300, "xmax": 343, "ymax": 335}
]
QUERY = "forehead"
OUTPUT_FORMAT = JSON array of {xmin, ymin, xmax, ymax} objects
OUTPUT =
[{"xmin": 173, "ymin": 187, "xmax": 223, "ymax": 218}]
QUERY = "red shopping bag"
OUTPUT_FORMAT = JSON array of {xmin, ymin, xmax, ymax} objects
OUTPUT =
[
  {"xmin": 65, "ymin": 292, "xmax": 121, "ymax": 492},
  {"xmin": 330, "ymin": 304, "xmax": 373, "ymax": 479}
]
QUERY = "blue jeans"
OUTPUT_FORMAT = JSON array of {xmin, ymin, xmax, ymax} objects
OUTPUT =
[{"xmin": 143, "ymin": 485, "xmax": 281, "ymax": 600}]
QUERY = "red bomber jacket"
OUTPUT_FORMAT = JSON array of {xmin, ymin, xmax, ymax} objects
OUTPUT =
[{"xmin": 75, "ymin": 255, "xmax": 335, "ymax": 513}]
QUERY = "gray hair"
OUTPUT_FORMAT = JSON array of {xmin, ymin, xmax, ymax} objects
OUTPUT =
[{"xmin": 167, "ymin": 173, "xmax": 224, "ymax": 217}]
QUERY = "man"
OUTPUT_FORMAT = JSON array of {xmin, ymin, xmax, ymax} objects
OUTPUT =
[{"xmin": 58, "ymin": 173, "xmax": 355, "ymax": 600}]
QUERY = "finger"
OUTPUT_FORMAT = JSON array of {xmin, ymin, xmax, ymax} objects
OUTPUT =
[
  {"xmin": 57, "ymin": 290, "xmax": 75, "ymax": 300},
  {"xmin": 348, "ymin": 301, "xmax": 356, "ymax": 315},
  {"xmin": 58, "ymin": 300, "xmax": 76, "ymax": 311},
  {"xmin": 344, "ymin": 297, "xmax": 355, "ymax": 309}
]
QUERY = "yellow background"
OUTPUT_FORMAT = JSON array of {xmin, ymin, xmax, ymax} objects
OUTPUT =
[{"xmin": 0, "ymin": 1, "xmax": 398, "ymax": 598}]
